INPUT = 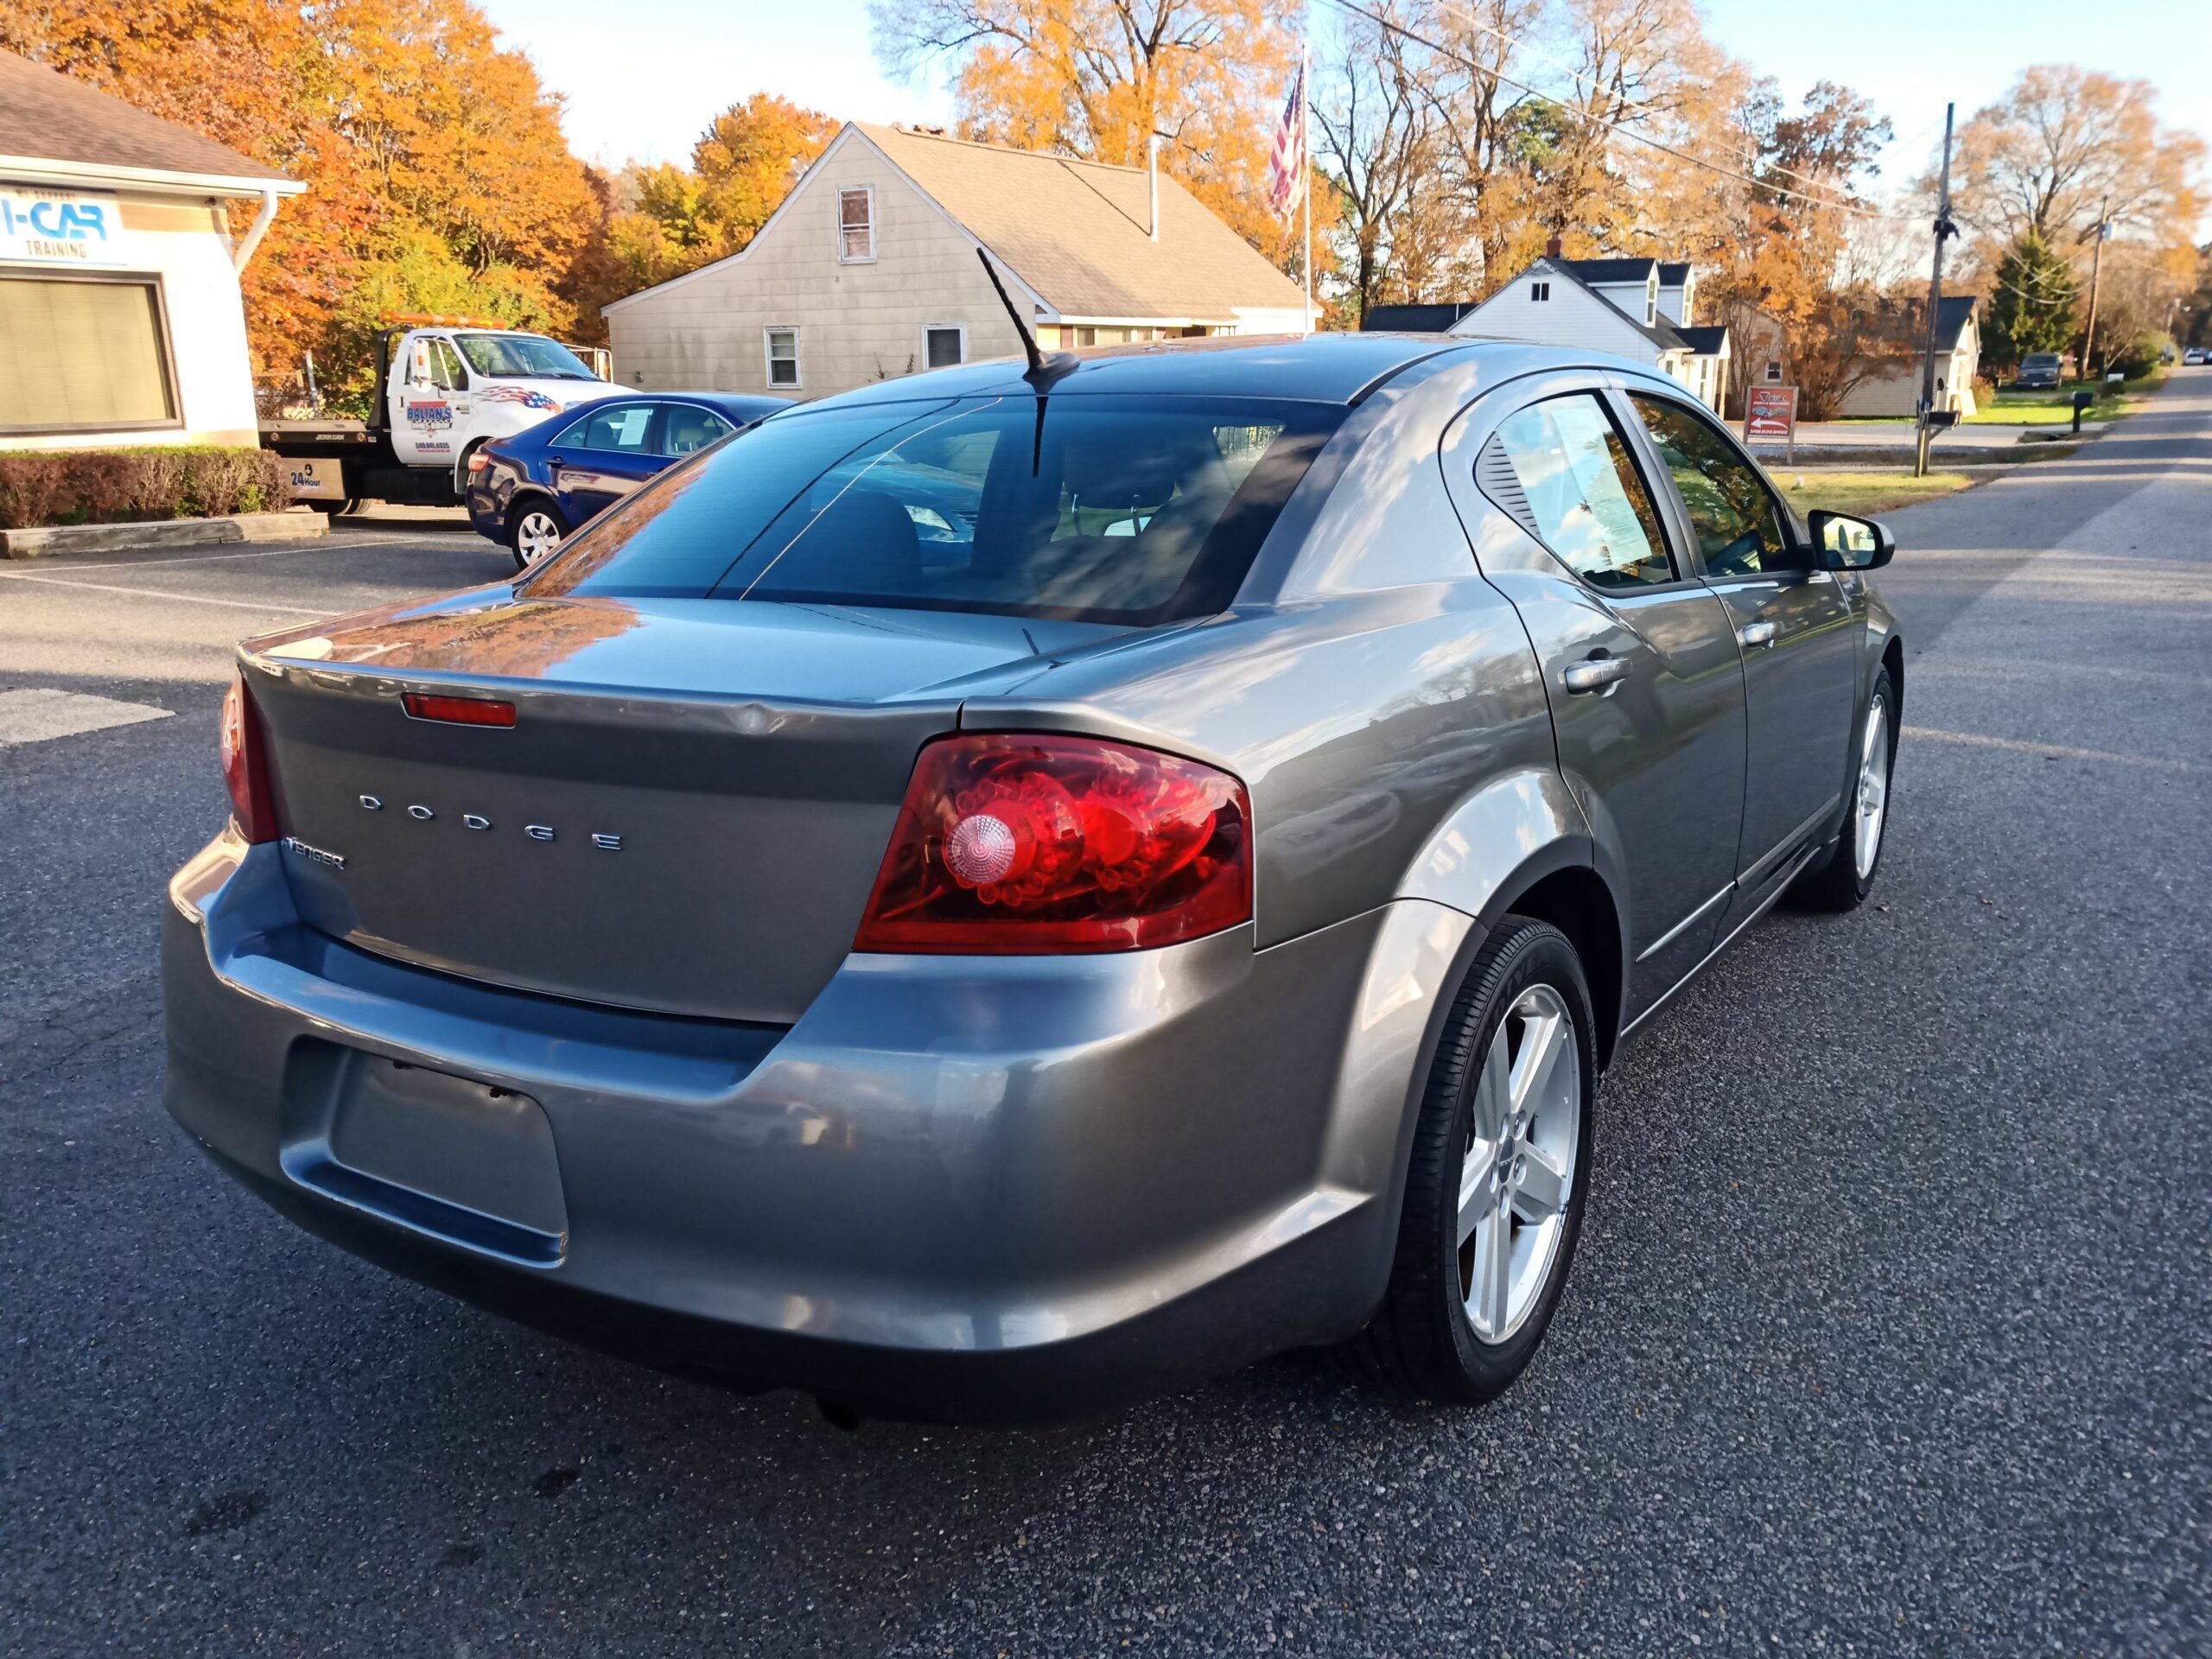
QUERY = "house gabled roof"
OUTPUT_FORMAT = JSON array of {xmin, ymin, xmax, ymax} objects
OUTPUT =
[
  {"xmin": 1935, "ymin": 294, "xmax": 1977, "ymax": 349},
  {"xmin": 1676, "ymin": 325, "xmax": 1729, "ymax": 356},
  {"xmin": 0, "ymin": 50, "xmax": 299, "ymax": 194},
  {"xmin": 1657, "ymin": 262, "xmax": 1693, "ymax": 288},
  {"xmin": 1558, "ymin": 257, "xmax": 1658, "ymax": 286},
  {"xmin": 1360, "ymin": 302, "xmax": 1479, "ymax": 332},
  {"xmin": 849, "ymin": 124, "xmax": 1306, "ymax": 321}
]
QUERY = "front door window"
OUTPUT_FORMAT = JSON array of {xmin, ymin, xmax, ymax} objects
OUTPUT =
[{"xmin": 1629, "ymin": 395, "xmax": 1789, "ymax": 575}]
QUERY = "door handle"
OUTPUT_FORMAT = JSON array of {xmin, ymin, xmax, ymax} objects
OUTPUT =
[
  {"xmin": 1738, "ymin": 621, "xmax": 1778, "ymax": 649},
  {"xmin": 1562, "ymin": 655, "xmax": 1631, "ymax": 695}
]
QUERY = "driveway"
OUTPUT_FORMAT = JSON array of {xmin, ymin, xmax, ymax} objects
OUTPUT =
[{"xmin": 2, "ymin": 387, "xmax": 2206, "ymax": 1656}]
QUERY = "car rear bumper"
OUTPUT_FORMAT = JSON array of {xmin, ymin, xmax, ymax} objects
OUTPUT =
[{"xmin": 162, "ymin": 834, "xmax": 1473, "ymax": 1421}]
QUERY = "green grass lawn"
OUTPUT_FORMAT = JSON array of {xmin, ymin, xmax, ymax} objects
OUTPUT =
[{"xmin": 1772, "ymin": 469, "xmax": 1980, "ymax": 518}]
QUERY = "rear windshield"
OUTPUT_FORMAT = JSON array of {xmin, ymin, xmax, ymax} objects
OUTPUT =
[
  {"xmin": 524, "ymin": 394, "xmax": 1342, "ymax": 624},
  {"xmin": 2022, "ymin": 354, "xmax": 2060, "ymax": 367}
]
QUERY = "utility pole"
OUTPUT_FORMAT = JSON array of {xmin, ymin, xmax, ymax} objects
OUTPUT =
[
  {"xmin": 2079, "ymin": 201, "xmax": 2112, "ymax": 384},
  {"xmin": 1910, "ymin": 102, "xmax": 1964, "ymax": 480}
]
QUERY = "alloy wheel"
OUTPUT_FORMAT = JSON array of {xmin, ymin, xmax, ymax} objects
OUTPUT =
[
  {"xmin": 1457, "ymin": 983, "xmax": 1581, "ymax": 1344},
  {"xmin": 1855, "ymin": 693, "xmax": 1891, "ymax": 880}
]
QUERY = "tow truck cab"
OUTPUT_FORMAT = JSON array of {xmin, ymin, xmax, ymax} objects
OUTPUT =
[{"xmin": 261, "ymin": 315, "xmax": 631, "ymax": 514}]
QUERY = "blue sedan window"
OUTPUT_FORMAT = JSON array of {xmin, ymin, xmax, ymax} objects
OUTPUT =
[{"xmin": 567, "ymin": 404, "xmax": 655, "ymax": 453}]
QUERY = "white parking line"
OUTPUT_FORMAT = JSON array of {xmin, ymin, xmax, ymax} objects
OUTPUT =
[
  {"xmin": 0, "ymin": 570, "xmax": 328, "ymax": 616},
  {"xmin": 0, "ymin": 687, "xmax": 173, "ymax": 745},
  {"xmin": 8, "ymin": 535, "xmax": 454, "ymax": 572},
  {"xmin": 1904, "ymin": 725, "xmax": 2198, "ymax": 773}
]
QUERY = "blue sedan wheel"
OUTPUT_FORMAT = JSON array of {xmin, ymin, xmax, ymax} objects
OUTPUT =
[{"xmin": 509, "ymin": 501, "xmax": 567, "ymax": 571}]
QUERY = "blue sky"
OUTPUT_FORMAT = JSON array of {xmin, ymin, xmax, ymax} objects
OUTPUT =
[{"xmin": 478, "ymin": 0, "xmax": 2210, "ymax": 194}]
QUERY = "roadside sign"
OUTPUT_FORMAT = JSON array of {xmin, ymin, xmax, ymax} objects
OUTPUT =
[{"xmin": 1743, "ymin": 385, "xmax": 1796, "ymax": 446}]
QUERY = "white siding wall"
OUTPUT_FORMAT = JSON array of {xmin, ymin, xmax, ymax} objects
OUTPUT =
[
  {"xmin": 2, "ymin": 188, "xmax": 262, "ymax": 450},
  {"xmin": 1446, "ymin": 270, "xmax": 1659, "ymax": 364},
  {"xmin": 606, "ymin": 137, "xmax": 1030, "ymax": 400}
]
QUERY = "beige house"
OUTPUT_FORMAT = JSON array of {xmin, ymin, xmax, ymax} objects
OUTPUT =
[
  {"xmin": 605, "ymin": 123, "xmax": 1311, "ymax": 399},
  {"xmin": 1833, "ymin": 296, "xmax": 1981, "ymax": 418},
  {"xmin": 0, "ymin": 51, "xmax": 302, "ymax": 448}
]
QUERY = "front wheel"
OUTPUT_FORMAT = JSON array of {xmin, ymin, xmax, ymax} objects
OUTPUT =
[
  {"xmin": 1338, "ymin": 917, "xmax": 1597, "ymax": 1405},
  {"xmin": 1789, "ymin": 664, "xmax": 1896, "ymax": 912},
  {"xmin": 507, "ymin": 499, "xmax": 568, "ymax": 571}
]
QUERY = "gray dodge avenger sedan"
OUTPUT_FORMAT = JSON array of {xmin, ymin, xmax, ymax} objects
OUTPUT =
[{"xmin": 167, "ymin": 334, "xmax": 1901, "ymax": 1423}]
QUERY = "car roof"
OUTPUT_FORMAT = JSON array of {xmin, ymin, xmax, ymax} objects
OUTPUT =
[{"xmin": 799, "ymin": 332, "xmax": 1515, "ymax": 410}]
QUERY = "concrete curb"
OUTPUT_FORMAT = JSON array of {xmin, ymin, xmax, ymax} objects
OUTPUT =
[
  {"xmin": 1748, "ymin": 441, "xmax": 2086, "ymax": 467},
  {"xmin": 0, "ymin": 511, "xmax": 327, "ymax": 560}
]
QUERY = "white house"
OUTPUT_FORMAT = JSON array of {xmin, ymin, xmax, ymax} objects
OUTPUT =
[
  {"xmin": 606, "ymin": 123, "xmax": 1312, "ymax": 399},
  {"xmin": 1442, "ymin": 245, "xmax": 1731, "ymax": 412},
  {"xmin": 0, "ymin": 50, "xmax": 302, "ymax": 449}
]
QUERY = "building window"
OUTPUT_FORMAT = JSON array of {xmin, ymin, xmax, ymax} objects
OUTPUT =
[
  {"xmin": 837, "ymin": 188, "xmax": 874, "ymax": 262},
  {"xmin": 1764, "ymin": 360, "xmax": 1782, "ymax": 383},
  {"xmin": 1074, "ymin": 325, "xmax": 1096, "ymax": 347},
  {"xmin": 764, "ymin": 327, "xmax": 800, "ymax": 389},
  {"xmin": 0, "ymin": 273, "xmax": 178, "ymax": 434},
  {"xmin": 923, "ymin": 324, "xmax": 966, "ymax": 369},
  {"xmin": 1646, "ymin": 282, "xmax": 1657, "ymax": 325},
  {"xmin": 1530, "ymin": 281, "xmax": 1550, "ymax": 302}
]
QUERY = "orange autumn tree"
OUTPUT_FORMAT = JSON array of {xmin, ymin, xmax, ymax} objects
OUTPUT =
[
  {"xmin": 3, "ymin": 0, "xmax": 596, "ymax": 406},
  {"xmin": 597, "ymin": 94, "xmax": 840, "ymax": 295},
  {"xmin": 869, "ymin": 0, "xmax": 1334, "ymax": 287}
]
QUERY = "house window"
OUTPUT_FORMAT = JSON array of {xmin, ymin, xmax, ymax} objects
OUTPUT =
[
  {"xmin": 764, "ymin": 327, "xmax": 800, "ymax": 389},
  {"xmin": 838, "ymin": 188, "xmax": 874, "ymax": 262},
  {"xmin": 1645, "ymin": 280, "xmax": 1657, "ymax": 325},
  {"xmin": 1075, "ymin": 325, "xmax": 1096, "ymax": 347},
  {"xmin": 0, "ymin": 273, "xmax": 179, "ymax": 434},
  {"xmin": 1764, "ymin": 360, "xmax": 1783, "ymax": 383},
  {"xmin": 924, "ymin": 324, "xmax": 966, "ymax": 369},
  {"xmin": 1530, "ymin": 282, "xmax": 1550, "ymax": 302}
]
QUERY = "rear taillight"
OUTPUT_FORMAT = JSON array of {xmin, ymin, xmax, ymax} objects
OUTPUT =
[
  {"xmin": 466, "ymin": 448, "xmax": 493, "ymax": 474},
  {"xmin": 854, "ymin": 734, "xmax": 1252, "ymax": 954},
  {"xmin": 219, "ymin": 676, "xmax": 277, "ymax": 843}
]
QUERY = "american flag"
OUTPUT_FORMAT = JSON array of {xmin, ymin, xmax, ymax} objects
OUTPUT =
[{"xmin": 1266, "ymin": 62, "xmax": 1306, "ymax": 222}]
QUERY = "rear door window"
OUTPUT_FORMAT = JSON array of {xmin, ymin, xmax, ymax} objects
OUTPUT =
[
  {"xmin": 658, "ymin": 404, "xmax": 734, "ymax": 456},
  {"xmin": 528, "ymin": 395, "xmax": 1341, "ymax": 624},
  {"xmin": 1488, "ymin": 393, "xmax": 1675, "ymax": 589}
]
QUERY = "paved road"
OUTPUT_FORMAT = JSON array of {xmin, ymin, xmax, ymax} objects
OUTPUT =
[{"xmin": 3, "ymin": 396, "xmax": 2206, "ymax": 1657}]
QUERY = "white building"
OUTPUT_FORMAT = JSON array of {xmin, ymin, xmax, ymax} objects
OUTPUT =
[
  {"xmin": 0, "ymin": 51, "xmax": 302, "ymax": 450},
  {"xmin": 607, "ymin": 123, "xmax": 1312, "ymax": 400},
  {"xmin": 1443, "ymin": 246, "xmax": 1731, "ymax": 412}
]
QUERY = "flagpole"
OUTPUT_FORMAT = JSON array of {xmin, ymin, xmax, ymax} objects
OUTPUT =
[{"xmin": 1300, "ymin": 43, "xmax": 1313, "ymax": 334}]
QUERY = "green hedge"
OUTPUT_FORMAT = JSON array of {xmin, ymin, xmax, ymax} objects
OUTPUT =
[{"xmin": 0, "ymin": 447, "xmax": 294, "ymax": 531}]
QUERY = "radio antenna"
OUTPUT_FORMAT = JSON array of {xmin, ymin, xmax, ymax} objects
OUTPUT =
[{"xmin": 976, "ymin": 248, "xmax": 1077, "ymax": 389}]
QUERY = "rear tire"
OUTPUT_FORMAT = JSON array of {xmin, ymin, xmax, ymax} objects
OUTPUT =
[
  {"xmin": 1789, "ymin": 665, "xmax": 1896, "ymax": 912},
  {"xmin": 507, "ymin": 499, "xmax": 568, "ymax": 571},
  {"xmin": 1338, "ymin": 917, "xmax": 1597, "ymax": 1406},
  {"xmin": 309, "ymin": 499, "xmax": 358, "ymax": 518}
]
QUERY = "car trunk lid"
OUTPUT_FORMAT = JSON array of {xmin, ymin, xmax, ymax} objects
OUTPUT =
[{"xmin": 247, "ymin": 593, "xmax": 1125, "ymax": 1023}]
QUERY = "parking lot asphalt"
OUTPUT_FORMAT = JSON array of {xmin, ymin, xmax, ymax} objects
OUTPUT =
[{"xmin": 3, "ymin": 387, "xmax": 2208, "ymax": 1657}]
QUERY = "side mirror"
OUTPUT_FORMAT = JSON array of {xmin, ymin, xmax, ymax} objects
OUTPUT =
[{"xmin": 1807, "ymin": 509, "xmax": 1894, "ymax": 571}]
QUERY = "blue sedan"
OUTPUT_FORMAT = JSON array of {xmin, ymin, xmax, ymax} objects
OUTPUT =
[{"xmin": 467, "ymin": 391, "xmax": 791, "ymax": 569}]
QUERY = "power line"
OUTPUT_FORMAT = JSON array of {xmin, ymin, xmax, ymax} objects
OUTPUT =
[
  {"xmin": 1320, "ymin": 0, "xmax": 1920, "ymax": 224},
  {"xmin": 1421, "ymin": 0, "xmax": 1893, "ymax": 213}
]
